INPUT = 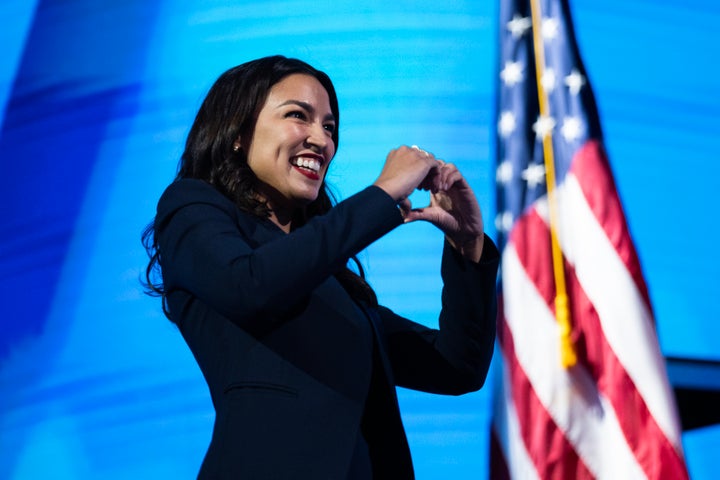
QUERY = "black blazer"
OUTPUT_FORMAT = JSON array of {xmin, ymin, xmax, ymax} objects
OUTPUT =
[{"xmin": 155, "ymin": 179, "xmax": 499, "ymax": 479}]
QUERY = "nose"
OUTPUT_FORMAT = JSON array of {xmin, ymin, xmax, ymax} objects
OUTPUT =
[{"xmin": 305, "ymin": 122, "xmax": 330, "ymax": 152}]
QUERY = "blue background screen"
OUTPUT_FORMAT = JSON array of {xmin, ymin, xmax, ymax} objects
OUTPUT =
[{"xmin": 1, "ymin": 1, "xmax": 718, "ymax": 478}]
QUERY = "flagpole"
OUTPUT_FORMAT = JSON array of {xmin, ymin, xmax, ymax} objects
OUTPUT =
[{"xmin": 528, "ymin": 0, "xmax": 576, "ymax": 368}]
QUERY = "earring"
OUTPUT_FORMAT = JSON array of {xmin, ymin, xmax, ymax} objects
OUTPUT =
[{"xmin": 233, "ymin": 144, "xmax": 240, "ymax": 152}]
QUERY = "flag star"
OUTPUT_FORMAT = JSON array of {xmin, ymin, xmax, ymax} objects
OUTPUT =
[
  {"xmin": 507, "ymin": 14, "xmax": 532, "ymax": 38},
  {"xmin": 500, "ymin": 61, "xmax": 524, "ymax": 86},
  {"xmin": 495, "ymin": 211, "xmax": 514, "ymax": 232},
  {"xmin": 522, "ymin": 163, "xmax": 546, "ymax": 188},
  {"xmin": 565, "ymin": 69, "xmax": 586, "ymax": 95},
  {"xmin": 496, "ymin": 160, "xmax": 514, "ymax": 183},
  {"xmin": 561, "ymin": 116, "xmax": 584, "ymax": 141},
  {"xmin": 533, "ymin": 114, "xmax": 556, "ymax": 140},
  {"xmin": 541, "ymin": 67, "xmax": 557, "ymax": 92},
  {"xmin": 541, "ymin": 17, "xmax": 560, "ymax": 40},
  {"xmin": 498, "ymin": 111, "xmax": 517, "ymax": 137}
]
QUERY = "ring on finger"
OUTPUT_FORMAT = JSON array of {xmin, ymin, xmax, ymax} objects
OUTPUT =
[{"xmin": 411, "ymin": 145, "xmax": 430, "ymax": 157}]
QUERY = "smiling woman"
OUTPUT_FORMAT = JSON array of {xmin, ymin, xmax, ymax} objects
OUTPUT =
[
  {"xmin": 141, "ymin": 55, "xmax": 500, "ymax": 478},
  {"xmin": 243, "ymin": 74, "xmax": 337, "ymax": 230}
]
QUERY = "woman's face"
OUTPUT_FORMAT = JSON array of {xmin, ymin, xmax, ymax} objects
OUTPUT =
[{"xmin": 245, "ymin": 73, "xmax": 336, "ymax": 214}]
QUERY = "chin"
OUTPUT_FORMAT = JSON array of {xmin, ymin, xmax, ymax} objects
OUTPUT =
[
  {"xmin": 297, "ymin": 188, "xmax": 322, "ymax": 204},
  {"xmin": 299, "ymin": 194, "xmax": 320, "ymax": 206}
]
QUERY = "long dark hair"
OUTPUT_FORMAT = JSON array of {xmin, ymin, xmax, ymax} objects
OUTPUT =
[{"xmin": 142, "ymin": 56, "xmax": 377, "ymax": 318}]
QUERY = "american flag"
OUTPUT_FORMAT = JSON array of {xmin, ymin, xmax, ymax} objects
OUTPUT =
[{"xmin": 490, "ymin": 0, "xmax": 689, "ymax": 478}]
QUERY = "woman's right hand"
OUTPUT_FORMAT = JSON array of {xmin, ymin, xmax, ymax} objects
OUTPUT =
[{"xmin": 373, "ymin": 145, "xmax": 438, "ymax": 203}]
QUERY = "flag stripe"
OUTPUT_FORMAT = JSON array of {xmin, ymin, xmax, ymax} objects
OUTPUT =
[
  {"xmin": 529, "ymin": 188, "xmax": 687, "ymax": 478},
  {"xmin": 570, "ymin": 141, "xmax": 652, "ymax": 308},
  {"xmin": 505, "ymin": 217, "xmax": 644, "ymax": 478},
  {"xmin": 492, "ymin": 322, "xmax": 540, "ymax": 480},
  {"xmin": 557, "ymin": 162, "xmax": 686, "ymax": 478},
  {"xmin": 554, "ymin": 164, "xmax": 684, "ymax": 450},
  {"xmin": 498, "ymin": 310, "xmax": 592, "ymax": 478}
]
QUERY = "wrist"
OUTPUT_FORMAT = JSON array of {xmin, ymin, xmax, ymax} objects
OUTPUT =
[
  {"xmin": 372, "ymin": 179, "xmax": 404, "ymax": 203},
  {"xmin": 447, "ymin": 234, "xmax": 485, "ymax": 263}
]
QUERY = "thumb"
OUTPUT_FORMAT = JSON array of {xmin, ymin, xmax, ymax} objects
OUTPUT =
[
  {"xmin": 398, "ymin": 197, "xmax": 413, "ymax": 220},
  {"xmin": 403, "ymin": 206, "xmax": 438, "ymax": 224}
]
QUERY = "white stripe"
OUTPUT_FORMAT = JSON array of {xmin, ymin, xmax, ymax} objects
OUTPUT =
[
  {"xmin": 547, "ymin": 173, "xmax": 683, "ymax": 448},
  {"xmin": 493, "ymin": 353, "xmax": 540, "ymax": 480},
  {"xmin": 502, "ymin": 243, "xmax": 645, "ymax": 478}
]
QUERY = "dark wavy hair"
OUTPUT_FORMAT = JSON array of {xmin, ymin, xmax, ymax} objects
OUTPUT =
[{"xmin": 142, "ymin": 55, "xmax": 377, "ymax": 318}]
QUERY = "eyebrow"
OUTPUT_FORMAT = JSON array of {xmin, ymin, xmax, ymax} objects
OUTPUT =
[{"xmin": 278, "ymin": 99, "xmax": 336, "ymax": 123}]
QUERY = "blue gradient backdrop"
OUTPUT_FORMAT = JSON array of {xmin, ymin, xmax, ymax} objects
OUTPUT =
[{"xmin": 1, "ymin": 1, "xmax": 718, "ymax": 478}]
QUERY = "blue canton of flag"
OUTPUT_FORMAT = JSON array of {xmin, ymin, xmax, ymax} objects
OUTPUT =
[{"xmin": 495, "ymin": 0, "xmax": 601, "ymax": 248}]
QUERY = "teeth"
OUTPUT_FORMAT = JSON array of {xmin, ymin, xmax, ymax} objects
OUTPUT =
[{"xmin": 294, "ymin": 157, "xmax": 321, "ymax": 173}]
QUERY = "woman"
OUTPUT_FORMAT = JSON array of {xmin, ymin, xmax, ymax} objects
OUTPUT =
[{"xmin": 143, "ymin": 55, "xmax": 499, "ymax": 479}]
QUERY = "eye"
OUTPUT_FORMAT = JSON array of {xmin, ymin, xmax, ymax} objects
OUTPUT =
[
  {"xmin": 324, "ymin": 122, "xmax": 336, "ymax": 134},
  {"xmin": 286, "ymin": 110, "xmax": 307, "ymax": 120}
]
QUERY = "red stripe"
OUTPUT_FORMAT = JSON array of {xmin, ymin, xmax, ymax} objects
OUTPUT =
[
  {"xmin": 510, "ymin": 207, "xmax": 688, "ymax": 479},
  {"xmin": 498, "ymin": 288, "xmax": 594, "ymax": 479},
  {"xmin": 570, "ymin": 140, "xmax": 652, "ymax": 311}
]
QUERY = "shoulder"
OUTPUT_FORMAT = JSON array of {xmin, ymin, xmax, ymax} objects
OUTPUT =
[
  {"xmin": 155, "ymin": 179, "xmax": 263, "ymax": 233},
  {"xmin": 156, "ymin": 178, "xmax": 243, "ymax": 223},
  {"xmin": 157, "ymin": 178, "xmax": 234, "ymax": 214}
]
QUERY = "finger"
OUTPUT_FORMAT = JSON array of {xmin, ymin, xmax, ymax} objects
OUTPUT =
[
  {"xmin": 398, "ymin": 197, "xmax": 412, "ymax": 217},
  {"xmin": 403, "ymin": 207, "xmax": 430, "ymax": 223},
  {"xmin": 435, "ymin": 163, "xmax": 460, "ymax": 190},
  {"xmin": 418, "ymin": 164, "xmax": 441, "ymax": 191},
  {"xmin": 432, "ymin": 160, "xmax": 448, "ymax": 189},
  {"xmin": 443, "ymin": 169, "xmax": 464, "ymax": 190},
  {"xmin": 411, "ymin": 145, "xmax": 428, "ymax": 155},
  {"xmin": 411, "ymin": 145, "xmax": 436, "ymax": 161},
  {"xmin": 405, "ymin": 204, "xmax": 453, "ymax": 230}
]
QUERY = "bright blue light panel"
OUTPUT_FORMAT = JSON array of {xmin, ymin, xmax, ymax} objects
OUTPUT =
[{"xmin": 0, "ymin": 0, "xmax": 718, "ymax": 479}]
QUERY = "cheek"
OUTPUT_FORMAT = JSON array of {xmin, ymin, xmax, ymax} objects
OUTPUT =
[{"xmin": 246, "ymin": 132, "xmax": 285, "ymax": 172}]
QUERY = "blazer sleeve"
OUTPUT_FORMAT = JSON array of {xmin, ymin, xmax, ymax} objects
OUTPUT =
[
  {"xmin": 155, "ymin": 179, "xmax": 403, "ymax": 329},
  {"xmin": 378, "ymin": 236, "xmax": 500, "ymax": 395}
]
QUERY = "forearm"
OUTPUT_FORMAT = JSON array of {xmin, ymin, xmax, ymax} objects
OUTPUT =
[
  {"xmin": 159, "ymin": 180, "xmax": 403, "ymax": 325},
  {"xmin": 384, "ymin": 236, "xmax": 500, "ymax": 394},
  {"xmin": 435, "ymin": 235, "xmax": 500, "ymax": 385}
]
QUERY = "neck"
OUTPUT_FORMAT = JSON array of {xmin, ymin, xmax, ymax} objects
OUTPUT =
[
  {"xmin": 253, "ymin": 184, "xmax": 295, "ymax": 233},
  {"xmin": 268, "ymin": 209, "xmax": 293, "ymax": 233}
]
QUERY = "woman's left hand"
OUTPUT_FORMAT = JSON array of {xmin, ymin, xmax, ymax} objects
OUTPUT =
[{"xmin": 403, "ymin": 161, "xmax": 485, "ymax": 262}]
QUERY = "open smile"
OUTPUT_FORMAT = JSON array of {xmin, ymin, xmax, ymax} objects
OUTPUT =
[{"xmin": 290, "ymin": 154, "xmax": 324, "ymax": 180}]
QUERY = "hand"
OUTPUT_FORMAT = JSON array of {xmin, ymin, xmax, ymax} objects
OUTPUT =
[
  {"xmin": 373, "ymin": 145, "xmax": 438, "ymax": 202},
  {"xmin": 403, "ymin": 161, "xmax": 485, "ymax": 262}
]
